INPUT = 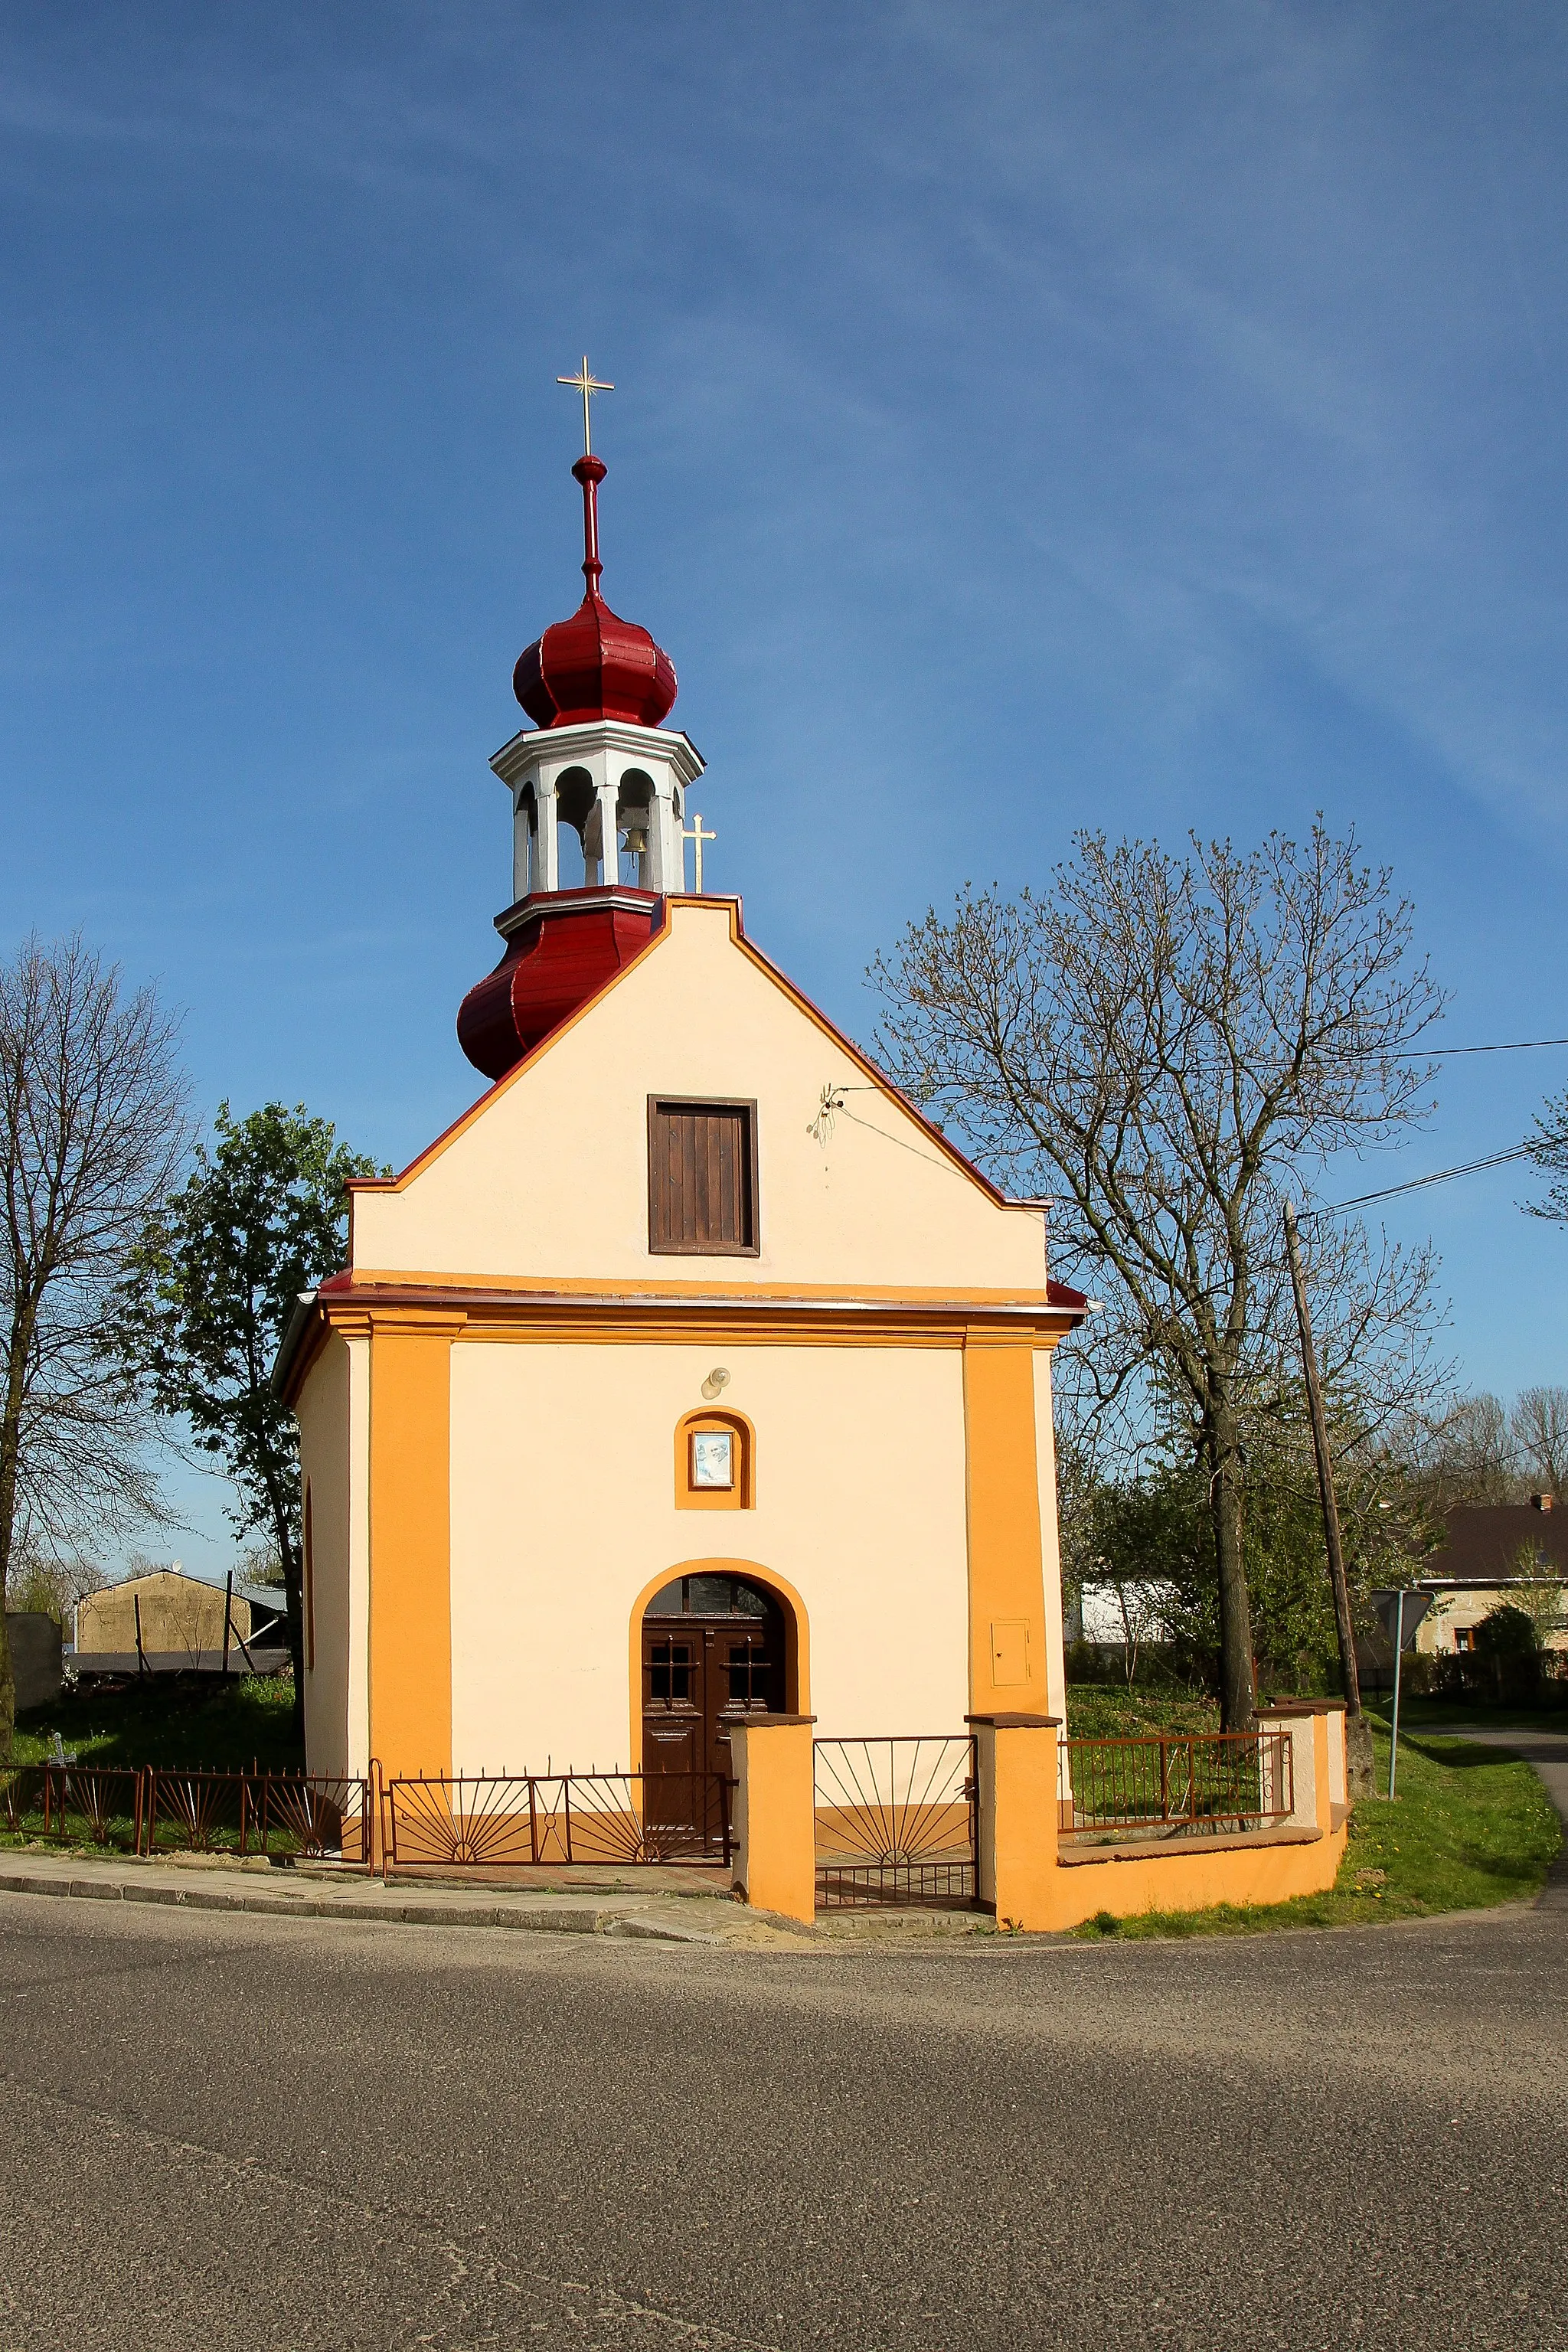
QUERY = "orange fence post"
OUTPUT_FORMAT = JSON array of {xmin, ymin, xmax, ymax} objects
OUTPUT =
[
  {"xmin": 967, "ymin": 1713, "xmax": 1061, "ymax": 1931},
  {"xmin": 729, "ymin": 1714, "xmax": 817, "ymax": 1926}
]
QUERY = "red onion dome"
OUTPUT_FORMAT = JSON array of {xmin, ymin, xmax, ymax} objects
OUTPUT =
[{"xmin": 513, "ymin": 456, "xmax": 678, "ymax": 730}]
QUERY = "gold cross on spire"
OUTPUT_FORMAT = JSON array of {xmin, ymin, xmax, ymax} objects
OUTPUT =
[{"xmin": 557, "ymin": 356, "xmax": 614, "ymax": 455}]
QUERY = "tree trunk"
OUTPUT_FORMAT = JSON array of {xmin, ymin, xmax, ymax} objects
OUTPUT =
[
  {"xmin": 0, "ymin": 1331, "xmax": 26, "ymax": 1761},
  {"xmin": 266, "ymin": 1475, "xmax": 306, "ymax": 1753},
  {"xmin": 0, "ymin": 1599, "xmax": 12, "ymax": 1764},
  {"xmin": 1207, "ymin": 1399, "xmax": 1256, "ymax": 1732}
]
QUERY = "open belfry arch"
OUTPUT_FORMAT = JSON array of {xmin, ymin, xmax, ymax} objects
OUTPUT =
[{"xmin": 276, "ymin": 373, "xmax": 1087, "ymax": 1820}]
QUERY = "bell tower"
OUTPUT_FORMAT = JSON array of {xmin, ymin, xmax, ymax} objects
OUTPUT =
[{"xmin": 457, "ymin": 364, "xmax": 707, "ymax": 1083}]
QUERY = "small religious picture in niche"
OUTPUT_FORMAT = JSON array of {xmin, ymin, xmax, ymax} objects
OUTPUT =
[{"xmin": 691, "ymin": 1429, "xmax": 734, "ymax": 1490}]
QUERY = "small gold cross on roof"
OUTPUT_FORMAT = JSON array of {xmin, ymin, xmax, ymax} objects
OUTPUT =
[{"xmin": 557, "ymin": 356, "xmax": 614, "ymax": 455}]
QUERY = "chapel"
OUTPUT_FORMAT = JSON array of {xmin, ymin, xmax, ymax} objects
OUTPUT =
[{"xmin": 277, "ymin": 379, "xmax": 1086, "ymax": 1806}]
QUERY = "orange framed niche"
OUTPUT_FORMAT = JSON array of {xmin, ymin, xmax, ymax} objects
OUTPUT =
[{"xmin": 675, "ymin": 1408, "xmax": 755, "ymax": 1509}]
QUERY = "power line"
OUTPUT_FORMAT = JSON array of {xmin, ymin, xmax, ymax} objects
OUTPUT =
[
  {"xmin": 1318, "ymin": 1143, "xmax": 1537, "ymax": 1214},
  {"xmin": 1426, "ymin": 1036, "xmax": 1568, "ymax": 1057}
]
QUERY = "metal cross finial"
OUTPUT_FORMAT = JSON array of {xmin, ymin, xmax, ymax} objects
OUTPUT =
[
  {"xmin": 557, "ymin": 356, "xmax": 614, "ymax": 455},
  {"xmin": 681, "ymin": 812, "xmax": 717, "ymax": 893}
]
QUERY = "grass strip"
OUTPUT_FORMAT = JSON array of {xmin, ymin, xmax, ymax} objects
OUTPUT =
[{"xmin": 8, "ymin": 1674, "xmax": 301, "ymax": 1773}]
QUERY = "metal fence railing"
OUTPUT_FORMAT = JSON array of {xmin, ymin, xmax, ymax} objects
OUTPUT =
[
  {"xmin": 0, "ymin": 1762, "xmax": 371, "ymax": 1865},
  {"xmin": 381, "ymin": 1770, "xmax": 732, "ymax": 1871},
  {"xmin": 142, "ymin": 1770, "xmax": 371, "ymax": 1863},
  {"xmin": 813, "ymin": 1736, "xmax": 978, "ymax": 1910},
  {"xmin": 0, "ymin": 1762, "xmax": 144, "ymax": 1851},
  {"xmin": 1063, "ymin": 1731, "xmax": 1292, "ymax": 1837}
]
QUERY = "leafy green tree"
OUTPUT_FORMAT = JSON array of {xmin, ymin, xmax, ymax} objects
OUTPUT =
[
  {"xmin": 1066, "ymin": 1398, "xmax": 1429, "ymax": 1700},
  {"xmin": 1501, "ymin": 1543, "xmax": 1567, "ymax": 1648},
  {"xmin": 1474, "ymin": 1602, "xmax": 1539, "ymax": 1659},
  {"xmin": 116, "ymin": 1104, "xmax": 384, "ymax": 1723}
]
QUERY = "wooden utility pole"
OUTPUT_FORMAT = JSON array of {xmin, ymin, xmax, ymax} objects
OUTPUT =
[{"xmin": 1284, "ymin": 1200, "xmax": 1362, "ymax": 1720}]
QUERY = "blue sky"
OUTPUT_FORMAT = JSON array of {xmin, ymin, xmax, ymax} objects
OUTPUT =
[{"xmin": 2, "ymin": 4, "xmax": 1566, "ymax": 1573}]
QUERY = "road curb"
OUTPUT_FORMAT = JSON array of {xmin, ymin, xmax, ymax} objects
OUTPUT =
[{"xmin": 0, "ymin": 1867, "xmax": 663, "ymax": 1939}]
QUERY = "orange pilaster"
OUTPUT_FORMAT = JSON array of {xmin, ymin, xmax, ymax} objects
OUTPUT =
[
  {"xmin": 962, "ymin": 1338, "xmax": 1047, "ymax": 1713},
  {"xmin": 368, "ymin": 1318, "xmax": 459, "ymax": 1781},
  {"xmin": 969, "ymin": 1713, "xmax": 1061, "ymax": 1929}
]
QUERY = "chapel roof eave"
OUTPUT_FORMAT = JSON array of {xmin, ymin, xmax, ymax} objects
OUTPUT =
[
  {"xmin": 273, "ymin": 1276, "xmax": 1086, "ymax": 1412},
  {"xmin": 270, "ymin": 1286, "xmax": 320, "ymax": 1403}
]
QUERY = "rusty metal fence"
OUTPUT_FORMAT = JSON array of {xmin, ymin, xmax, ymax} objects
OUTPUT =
[
  {"xmin": 381, "ymin": 1770, "xmax": 732, "ymax": 1870},
  {"xmin": 2, "ymin": 1760, "xmax": 730, "ymax": 1873},
  {"xmin": 813, "ymin": 1736, "xmax": 978, "ymax": 1909},
  {"xmin": 0, "ymin": 1762, "xmax": 143, "ymax": 1850},
  {"xmin": 1063, "ymin": 1730, "xmax": 1292, "ymax": 1837},
  {"xmin": 0, "ymin": 1762, "xmax": 371, "ymax": 1864},
  {"xmin": 142, "ymin": 1770, "xmax": 371, "ymax": 1861}
]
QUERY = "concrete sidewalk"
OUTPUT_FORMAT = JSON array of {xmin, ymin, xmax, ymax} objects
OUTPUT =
[
  {"xmin": 0, "ymin": 1846, "xmax": 831, "ymax": 1948},
  {"xmin": 0, "ymin": 1845, "xmax": 997, "ymax": 1949}
]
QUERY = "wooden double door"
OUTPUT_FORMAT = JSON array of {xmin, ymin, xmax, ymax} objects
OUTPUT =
[{"xmin": 641, "ymin": 1572, "xmax": 786, "ymax": 1800}]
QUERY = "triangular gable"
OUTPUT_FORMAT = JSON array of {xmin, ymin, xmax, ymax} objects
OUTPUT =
[{"xmin": 347, "ymin": 897, "xmax": 1057, "ymax": 1298}]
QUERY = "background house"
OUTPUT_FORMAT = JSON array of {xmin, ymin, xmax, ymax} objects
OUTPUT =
[
  {"xmin": 1409, "ymin": 1499, "xmax": 1568, "ymax": 1658},
  {"xmin": 73, "ymin": 1569, "xmax": 287, "ymax": 1677}
]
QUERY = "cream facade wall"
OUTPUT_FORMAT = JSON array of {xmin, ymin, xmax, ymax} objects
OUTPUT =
[
  {"xmin": 350, "ymin": 900, "xmax": 1048, "ymax": 1297},
  {"xmin": 447, "ymin": 1336, "xmax": 972, "ymax": 1771},
  {"xmin": 296, "ymin": 1331, "xmax": 371, "ymax": 1777}
]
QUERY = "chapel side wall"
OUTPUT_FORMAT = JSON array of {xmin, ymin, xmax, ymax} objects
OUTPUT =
[
  {"xmin": 351, "ymin": 901, "xmax": 1049, "ymax": 1298},
  {"xmin": 295, "ymin": 1331, "xmax": 354, "ymax": 1779},
  {"xmin": 447, "ymin": 1338, "xmax": 970, "ymax": 1773}
]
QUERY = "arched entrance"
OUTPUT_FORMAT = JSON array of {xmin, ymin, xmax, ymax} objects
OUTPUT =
[{"xmin": 640, "ymin": 1569, "xmax": 792, "ymax": 1787}]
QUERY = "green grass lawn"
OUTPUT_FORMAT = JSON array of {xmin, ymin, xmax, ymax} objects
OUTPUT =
[
  {"xmin": 1064, "ymin": 1684, "xmax": 1220, "ymax": 1739},
  {"xmin": 1079, "ymin": 1717, "xmax": 1563, "ymax": 1940},
  {"xmin": 8, "ymin": 1674, "xmax": 302, "ymax": 1773},
  {"xmin": 1367, "ymin": 1694, "xmax": 1568, "ymax": 1733}
]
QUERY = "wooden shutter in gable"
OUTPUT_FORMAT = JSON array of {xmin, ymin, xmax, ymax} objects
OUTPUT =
[{"xmin": 648, "ymin": 1098, "xmax": 759, "ymax": 1255}]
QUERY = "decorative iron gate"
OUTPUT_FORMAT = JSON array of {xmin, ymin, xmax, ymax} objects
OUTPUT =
[{"xmin": 813, "ymin": 1736, "xmax": 978, "ymax": 1909}]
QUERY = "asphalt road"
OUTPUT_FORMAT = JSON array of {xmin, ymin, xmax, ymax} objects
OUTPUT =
[{"xmin": 2, "ymin": 1864, "xmax": 1566, "ymax": 2352}]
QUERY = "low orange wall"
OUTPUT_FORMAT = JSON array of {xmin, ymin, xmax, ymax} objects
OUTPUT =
[
  {"xmin": 976, "ymin": 1713, "xmax": 1349, "ymax": 1932},
  {"xmin": 1039, "ymin": 1820, "xmax": 1348, "ymax": 1931}
]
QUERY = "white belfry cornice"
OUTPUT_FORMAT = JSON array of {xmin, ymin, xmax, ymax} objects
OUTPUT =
[{"xmin": 490, "ymin": 720, "xmax": 705, "ymax": 792}]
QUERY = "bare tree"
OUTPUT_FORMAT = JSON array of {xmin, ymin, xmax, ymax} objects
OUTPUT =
[
  {"xmin": 5, "ymin": 1550, "xmax": 109, "ymax": 1632},
  {"xmin": 0, "ymin": 936, "xmax": 188, "ymax": 1754},
  {"xmin": 873, "ymin": 825, "xmax": 1446, "ymax": 1730},
  {"xmin": 1511, "ymin": 1386, "xmax": 1568, "ymax": 1502},
  {"xmin": 1403, "ymin": 1393, "xmax": 1520, "ymax": 1513}
]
